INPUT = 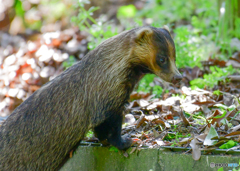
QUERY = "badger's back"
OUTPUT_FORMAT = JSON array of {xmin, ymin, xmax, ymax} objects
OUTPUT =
[
  {"xmin": 0, "ymin": 28, "xmax": 137, "ymax": 170},
  {"xmin": 0, "ymin": 61, "xmax": 90, "ymax": 170}
]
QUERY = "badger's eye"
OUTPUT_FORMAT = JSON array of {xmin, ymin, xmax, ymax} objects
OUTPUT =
[{"xmin": 159, "ymin": 57, "xmax": 166, "ymax": 64}]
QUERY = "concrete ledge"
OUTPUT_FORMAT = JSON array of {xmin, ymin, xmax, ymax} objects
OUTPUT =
[{"xmin": 60, "ymin": 146, "xmax": 240, "ymax": 171}]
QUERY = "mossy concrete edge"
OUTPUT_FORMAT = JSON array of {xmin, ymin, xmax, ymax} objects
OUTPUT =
[{"xmin": 60, "ymin": 146, "xmax": 240, "ymax": 171}]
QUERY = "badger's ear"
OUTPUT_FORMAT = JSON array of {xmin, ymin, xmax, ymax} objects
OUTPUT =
[
  {"xmin": 163, "ymin": 25, "xmax": 171, "ymax": 34},
  {"xmin": 135, "ymin": 27, "xmax": 153, "ymax": 42}
]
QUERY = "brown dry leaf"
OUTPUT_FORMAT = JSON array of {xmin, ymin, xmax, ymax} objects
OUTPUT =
[
  {"xmin": 138, "ymin": 99, "xmax": 150, "ymax": 108},
  {"xmin": 52, "ymin": 38, "xmax": 62, "ymax": 47},
  {"xmin": 228, "ymin": 75, "xmax": 240, "ymax": 82},
  {"xmin": 226, "ymin": 59, "xmax": 240, "ymax": 68},
  {"xmin": 223, "ymin": 93, "xmax": 236, "ymax": 106},
  {"xmin": 152, "ymin": 129, "xmax": 160, "ymax": 138},
  {"xmin": 146, "ymin": 101, "xmax": 162, "ymax": 110},
  {"xmin": 180, "ymin": 66, "xmax": 203, "ymax": 81},
  {"xmin": 207, "ymin": 109, "xmax": 221, "ymax": 119},
  {"xmin": 29, "ymin": 85, "xmax": 41, "ymax": 92},
  {"xmin": 201, "ymin": 105, "xmax": 212, "ymax": 117},
  {"xmin": 129, "ymin": 147, "xmax": 137, "ymax": 154},
  {"xmin": 145, "ymin": 115, "xmax": 160, "ymax": 121},
  {"xmin": 178, "ymin": 137, "xmax": 191, "ymax": 145},
  {"xmin": 161, "ymin": 113, "xmax": 174, "ymax": 120},
  {"xmin": 6, "ymin": 88, "xmax": 19, "ymax": 98},
  {"xmin": 152, "ymin": 119, "xmax": 165, "ymax": 126},
  {"xmin": 210, "ymin": 110, "xmax": 225, "ymax": 127},
  {"xmin": 191, "ymin": 66, "xmax": 202, "ymax": 79},
  {"xmin": 158, "ymin": 131, "xmax": 168, "ymax": 140},
  {"xmin": 196, "ymin": 134, "xmax": 207, "ymax": 142},
  {"xmin": 190, "ymin": 137, "xmax": 201, "ymax": 160},
  {"xmin": 213, "ymin": 140, "xmax": 229, "ymax": 147},
  {"xmin": 193, "ymin": 101, "xmax": 216, "ymax": 107},
  {"xmin": 182, "ymin": 86, "xmax": 212, "ymax": 96},
  {"xmin": 207, "ymin": 58, "xmax": 226, "ymax": 67},
  {"xmin": 128, "ymin": 100, "xmax": 140, "ymax": 108},
  {"xmin": 203, "ymin": 125, "xmax": 218, "ymax": 146},
  {"xmin": 154, "ymin": 139, "xmax": 166, "ymax": 146},
  {"xmin": 130, "ymin": 92, "xmax": 150, "ymax": 101},
  {"xmin": 170, "ymin": 106, "xmax": 189, "ymax": 127},
  {"xmin": 227, "ymin": 108, "xmax": 239, "ymax": 118},
  {"xmin": 124, "ymin": 114, "xmax": 136, "ymax": 125},
  {"xmin": 231, "ymin": 125, "xmax": 240, "ymax": 132},
  {"xmin": 123, "ymin": 151, "xmax": 129, "ymax": 158},
  {"xmin": 161, "ymin": 105, "xmax": 172, "ymax": 112},
  {"xmin": 181, "ymin": 103, "xmax": 200, "ymax": 114},
  {"xmin": 140, "ymin": 133, "xmax": 150, "ymax": 140},
  {"xmin": 225, "ymin": 131, "xmax": 240, "ymax": 137},
  {"xmin": 136, "ymin": 114, "xmax": 146, "ymax": 128}
]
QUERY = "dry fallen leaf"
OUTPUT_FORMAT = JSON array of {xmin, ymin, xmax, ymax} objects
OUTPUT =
[
  {"xmin": 204, "ymin": 125, "xmax": 218, "ymax": 146},
  {"xmin": 190, "ymin": 137, "xmax": 201, "ymax": 160}
]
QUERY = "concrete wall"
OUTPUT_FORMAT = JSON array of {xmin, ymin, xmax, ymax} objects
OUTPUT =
[{"xmin": 60, "ymin": 146, "xmax": 240, "ymax": 171}]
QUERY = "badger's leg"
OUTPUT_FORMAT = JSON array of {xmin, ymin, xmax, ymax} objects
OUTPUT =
[{"xmin": 93, "ymin": 112, "xmax": 132, "ymax": 150}]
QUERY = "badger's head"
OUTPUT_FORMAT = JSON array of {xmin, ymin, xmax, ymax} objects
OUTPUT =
[{"xmin": 132, "ymin": 26, "xmax": 182, "ymax": 84}]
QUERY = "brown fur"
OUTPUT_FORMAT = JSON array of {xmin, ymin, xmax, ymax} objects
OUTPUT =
[{"xmin": 0, "ymin": 26, "xmax": 182, "ymax": 170}]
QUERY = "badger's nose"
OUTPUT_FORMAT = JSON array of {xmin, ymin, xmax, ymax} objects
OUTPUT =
[{"xmin": 171, "ymin": 74, "xmax": 183, "ymax": 84}]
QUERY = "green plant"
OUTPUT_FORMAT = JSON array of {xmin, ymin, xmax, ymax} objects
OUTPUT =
[
  {"xmin": 137, "ymin": 74, "xmax": 163, "ymax": 97},
  {"xmin": 165, "ymin": 133, "xmax": 175, "ymax": 141},
  {"xmin": 137, "ymin": 0, "xmax": 239, "ymax": 62},
  {"xmin": 174, "ymin": 26, "xmax": 206, "ymax": 68},
  {"xmin": 117, "ymin": 4, "xmax": 137, "ymax": 18},
  {"xmin": 137, "ymin": 74, "xmax": 155, "ymax": 93},
  {"xmin": 217, "ymin": 0, "xmax": 240, "ymax": 57},
  {"xmin": 185, "ymin": 111, "xmax": 206, "ymax": 125},
  {"xmin": 109, "ymin": 146, "xmax": 119, "ymax": 152},
  {"xmin": 86, "ymin": 130, "xmax": 94, "ymax": 138},
  {"xmin": 167, "ymin": 130, "xmax": 191, "ymax": 146},
  {"xmin": 213, "ymin": 90, "xmax": 222, "ymax": 96},
  {"xmin": 14, "ymin": 0, "xmax": 71, "ymax": 30},
  {"xmin": 87, "ymin": 22, "xmax": 118, "ymax": 50},
  {"xmin": 117, "ymin": 4, "xmax": 142, "ymax": 30},
  {"xmin": 71, "ymin": 0, "xmax": 99, "ymax": 31},
  {"xmin": 137, "ymin": 0, "xmax": 195, "ymax": 25},
  {"xmin": 152, "ymin": 85, "xmax": 163, "ymax": 97},
  {"xmin": 190, "ymin": 65, "xmax": 237, "ymax": 89},
  {"xmin": 62, "ymin": 55, "xmax": 76, "ymax": 69},
  {"xmin": 219, "ymin": 140, "xmax": 238, "ymax": 149},
  {"xmin": 71, "ymin": 0, "xmax": 118, "ymax": 50},
  {"xmin": 14, "ymin": 0, "xmax": 25, "ymax": 18}
]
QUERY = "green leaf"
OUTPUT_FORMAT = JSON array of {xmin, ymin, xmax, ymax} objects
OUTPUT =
[
  {"xmin": 190, "ymin": 78, "xmax": 205, "ymax": 89},
  {"xmin": 117, "ymin": 4, "xmax": 137, "ymax": 18},
  {"xmin": 219, "ymin": 140, "xmax": 237, "ymax": 149},
  {"xmin": 109, "ymin": 146, "xmax": 119, "ymax": 152},
  {"xmin": 14, "ymin": 0, "xmax": 25, "ymax": 17},
  {"xmin": 62, "ymin": 56, "xmax": 76, "ymax": 69},
  {"xmin": 213, "ymin": 90, "xmax": 222, "ymax": 96},
  {"xmin": 213, "ymin": 110, "xmax": 227, "ymax": 119},
  {"xmin": 152, "ymin": 85, "xmax": 163, "ymax": 97},
  {"xmin": 86, "ymin": 130, "xmax": 94, "ymax": 138},
  {"xmin": 217, "ymin": 167, "xmax": 224, "ymax": 171},
  {"xmin": 190, "ymin": 65, "xmax": 237, "ymax": 89},
  {"xmin": 204, "ymin": 125, "xmax": 218, "ymax": 146},
  {"xmin": 137, "ymin": 74, "xmax": 155, "ymax": 93}
]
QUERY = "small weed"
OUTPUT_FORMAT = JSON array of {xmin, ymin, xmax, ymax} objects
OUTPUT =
[
  {"xmin": 137, "ymin": 74, "xmax": 163, "ymax": 97},
  {"xmin": 71, "ymin": 0, "xmax": 118, "ymax": 50},
  {"xmin": 86, "ymin": 130, "xmax": 94, "ymax": 138},
  {"xmin": 190, "ymin": 65, "xmax": 237, "ymax": 89},
  {"xmin": 62, "ymin": 56, "xmax": 76, "ymax": 69}
]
